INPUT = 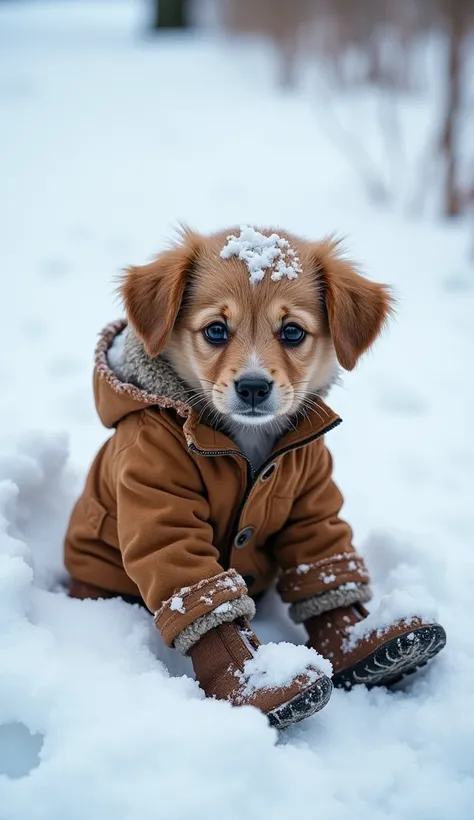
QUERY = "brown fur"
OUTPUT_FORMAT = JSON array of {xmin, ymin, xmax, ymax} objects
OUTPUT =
[
  {"xmin": 310, "ymin": 239, "xmax": 394, "ymax": 371},
  {"xmin": 121, "ymin": 234, "xmax": 200, "ymax": 358},
  {"xmin": 120, "ymin": 227, "xmax": 393, "ymax": 426}
]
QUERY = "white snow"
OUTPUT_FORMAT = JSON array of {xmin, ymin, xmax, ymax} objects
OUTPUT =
[
  {"xmin": 322, "ymin": 573, "xmax": 337, "ymax": 584},
  {"xmin": 170, "ymin": 596, "xmax": 186, "ymax": 614},
  {"xmin": 344, "ymin": 589, "xmax": 438, "ymax": 651},
  {"xmin": 1, "ymin": 3, "xmax": 474, "ymax": 819},
  {"xmin": 238, "ymin": 642, "xmax": 332, "ymax": 694},
  {"xmin": 220, "ymin": 226, "xmax": 301, "ymax": 283},
  {"xmin": 216, "ymin": 576, "xmax": 239, "ymax": 592}
]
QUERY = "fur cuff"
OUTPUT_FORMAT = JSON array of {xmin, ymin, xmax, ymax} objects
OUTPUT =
[
  {"xmin": 155, "ymin": 569, "xmax": 251, "ymax": 648},
  {"xmin": 278, "ymin": 552, "xmax": 370, "ymax": 602},
  {"xmin": 174, "ymin": 594, "xmax": 256, "ymax": 655},
  {"xmin": 289, "ymin": 582, "xmax": 372, "ymax": 623}
]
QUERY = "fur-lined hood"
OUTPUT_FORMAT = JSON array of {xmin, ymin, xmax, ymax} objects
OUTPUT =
[{"xmin": 94, "ymin": 319, "xmax": 194, "ymax": 427}]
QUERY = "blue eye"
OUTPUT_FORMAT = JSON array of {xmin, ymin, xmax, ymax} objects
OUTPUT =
[
  {"xmin": 204, "ymin": 322, "xmax": 228, "ymax": 344},
  {"xmin": 281, "ymin": 324, "xmax": 306, "ymax": 345}
]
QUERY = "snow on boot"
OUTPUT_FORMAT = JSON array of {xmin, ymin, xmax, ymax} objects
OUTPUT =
[
  {"xmin": 189, "ymin": 618, "xmax": 333, "ymax": 730},
  {"xmin": 305, "ymin": 604, "xmax": 446, "ymax": 690}
]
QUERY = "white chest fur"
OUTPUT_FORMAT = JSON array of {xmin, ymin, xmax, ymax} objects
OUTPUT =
[{"xmin": 227, "ymin": 422, "xmax": 277, "ymax": 471}]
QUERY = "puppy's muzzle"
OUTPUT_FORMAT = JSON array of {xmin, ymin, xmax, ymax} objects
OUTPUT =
[{"xmin": 235, "ymin": 378, "xmax": 273, "ymax": 409}]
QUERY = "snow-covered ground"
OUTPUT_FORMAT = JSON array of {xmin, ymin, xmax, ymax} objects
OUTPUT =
[{"xmin": 1, "ymin": 2, "xmax": 474, "ymax": 818}]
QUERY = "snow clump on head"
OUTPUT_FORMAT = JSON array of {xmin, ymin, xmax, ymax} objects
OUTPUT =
[{"xmin": 220, "ymin": 226, "xmax": 302, "ymax": 285}]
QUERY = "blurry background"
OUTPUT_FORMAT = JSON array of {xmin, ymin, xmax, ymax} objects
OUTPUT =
[{"xmin": 0, "ymin": 0, "xmax": 473, "ymax": 545}]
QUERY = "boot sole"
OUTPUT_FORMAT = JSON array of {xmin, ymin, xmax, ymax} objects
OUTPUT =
[
  {"xmin": 332, "ymin": 623, "xmax": 447, "ymax": 690},
  {"xmin": 267, "ymin": 674, "xmax": 333, "ymax": 730}
]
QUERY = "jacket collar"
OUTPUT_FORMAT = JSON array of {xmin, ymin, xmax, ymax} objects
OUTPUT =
[{"xmin": 188, "ymin": 403, "xmax": 341, "ymax": 459}]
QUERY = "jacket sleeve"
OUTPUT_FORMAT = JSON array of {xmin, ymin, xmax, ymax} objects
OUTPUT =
[
  {"xmin": 274, "ymin": 440, "xmax": 371, "ymax": 619},
  {"xmin": 114, "ymin": 415, "xmax": 253, "ymax": 647}
]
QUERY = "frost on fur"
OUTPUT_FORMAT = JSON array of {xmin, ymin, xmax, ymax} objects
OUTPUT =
[{"xmin": 220, "ymin": 226, "xmax": 301, "ymax": 284}]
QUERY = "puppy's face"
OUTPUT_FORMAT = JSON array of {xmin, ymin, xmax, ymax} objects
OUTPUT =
[
  {"xmin": 122, "ymin": 228, "xmax": 393, "ymax": 430},
  {"xmin": 167, "ymin": 255, "xmax": 336, "ymax": 427}
]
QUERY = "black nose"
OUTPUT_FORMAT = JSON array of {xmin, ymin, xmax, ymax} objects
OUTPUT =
[{"xmin": 235, "ymin": 378, "xmax": 273, "ymax": 408}]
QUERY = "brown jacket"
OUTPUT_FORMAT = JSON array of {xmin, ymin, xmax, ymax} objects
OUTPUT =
[{"xmin": 65, "ymin": 321, "xmax": 370, "ymax": 647}]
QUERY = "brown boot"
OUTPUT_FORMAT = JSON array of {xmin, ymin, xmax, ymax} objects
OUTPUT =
[
  {"xmin": 189, "ymin": 619, "xmax": 333, "ymax": 729},
  {"xmin": 305, "ymin": 604, "xmax": 446, "ymax": 690}
]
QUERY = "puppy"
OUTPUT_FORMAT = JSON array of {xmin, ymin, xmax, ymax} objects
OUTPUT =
[
  {"xmin": 66, "ymin": 226, "xmax": 446, "ymax": 729},
  {"xmin": 121, "ymin": 226, "xmax": 388, "ymax": 466}
]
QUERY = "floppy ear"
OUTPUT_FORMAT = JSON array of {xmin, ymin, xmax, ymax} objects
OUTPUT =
[
  {"xmin": 120, "ymin": 233, "xmax": 200, "ymax": 357},
  {"xmin": 310, "ymin": 239, "xmax": 394, "ymax": 371}
]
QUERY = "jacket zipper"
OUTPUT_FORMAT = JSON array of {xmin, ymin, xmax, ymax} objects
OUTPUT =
[
  {"xmin": 231, "ymin": 417, "xmax": 342, "ymax": 530},
  {"xmin": 188, "ymin": 417, "xmax": 341, "ymax": 555}
]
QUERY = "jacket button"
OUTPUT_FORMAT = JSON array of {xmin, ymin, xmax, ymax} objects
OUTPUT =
[
  {"xmin": 261, "ymin": 462, "xmax": 276, "ymax": 481},
  {"xmin": 234, "ymin": 526, "xmax": 254, "ymax": 548}
]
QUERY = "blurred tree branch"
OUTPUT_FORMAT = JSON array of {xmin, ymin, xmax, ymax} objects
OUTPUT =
[
  {"xmin": 216, "ymin": 0, "xmax": 474, "ymax": 218},
  {"xmin": 219, "ymin": 0, "xmax": 315, "ymax": 88},
  {"xmin": 439, "ymin": 0, "xmax": 469, "ymax": 216}
]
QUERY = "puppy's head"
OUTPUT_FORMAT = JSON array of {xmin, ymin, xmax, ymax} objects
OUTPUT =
[{"xmin": 121, "ymin": 227, "xmax": 393, "ymax": 429}]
